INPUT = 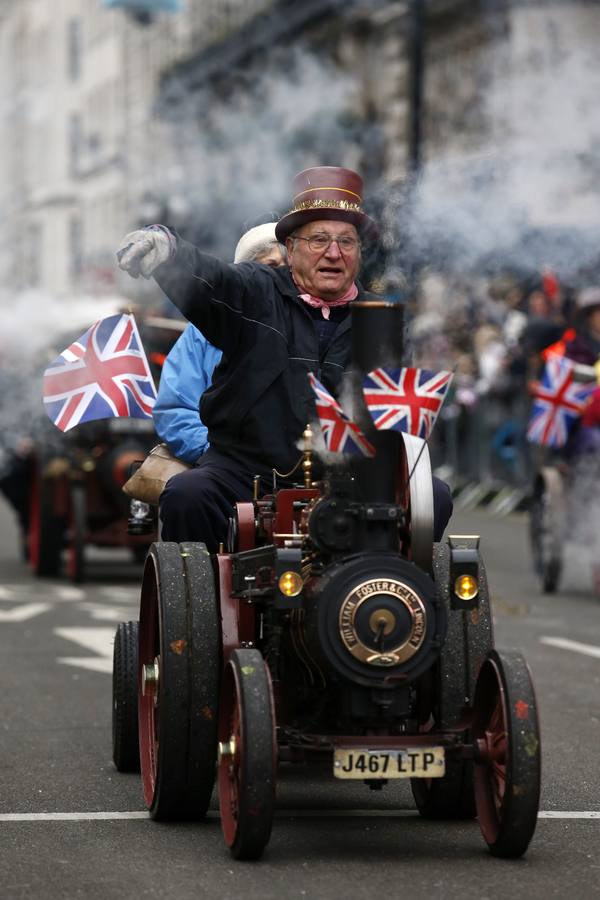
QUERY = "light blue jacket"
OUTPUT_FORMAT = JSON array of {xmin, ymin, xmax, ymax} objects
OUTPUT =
[{"xmin": 153, "ymin": 325, "xmax": 222, "ymax": 463}]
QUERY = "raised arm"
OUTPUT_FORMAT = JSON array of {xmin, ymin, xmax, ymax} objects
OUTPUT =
[{"xmin": 117, "ymin": 226, "xmax": 270, "ymax": 356}]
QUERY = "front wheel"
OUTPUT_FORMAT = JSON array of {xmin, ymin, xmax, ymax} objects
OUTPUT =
[
  {"xmin": 218, "ymin": 649, "xmax": 276, "ymax": 860},
  {"xmin": 473, "ymin": 649, "xmax": 541, "ymax": 858}
]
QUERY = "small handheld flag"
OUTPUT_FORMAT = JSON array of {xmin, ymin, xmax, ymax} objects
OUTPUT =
[
  {"xmin": 308, "ymin": 373, "xmax": 375, "ymax": 457},
  {"xmin": 362, "ymin": 367, "xmax": 453, "ymax": 440},
  {"xmin": 527, "ymin": 355, "xmax": 595, "ymax": 447},
  {"xmin": 43, "ymin": 313, "xmax": 157, "ymax": 432}
]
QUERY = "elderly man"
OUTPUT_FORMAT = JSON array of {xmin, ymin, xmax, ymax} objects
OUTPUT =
[
  {"xmin": 118, "ymin": 166, "xmax": 452, "ymax": 549},
  {"xmin": 153, "ymin": 222, "xmax": 286, "ymax": 464}
]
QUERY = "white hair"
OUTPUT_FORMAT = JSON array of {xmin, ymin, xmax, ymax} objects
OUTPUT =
[{"xmin": 234, "ymin": 222, "xmax": 283, "ymax": 263}]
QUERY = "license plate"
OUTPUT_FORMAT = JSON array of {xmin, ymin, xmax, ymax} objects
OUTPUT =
[{"xmin": 333, "ymin": 747, "xmax": 445, "ymax": 779}]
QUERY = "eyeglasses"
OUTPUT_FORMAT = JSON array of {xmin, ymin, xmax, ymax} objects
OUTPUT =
[{"xmin": 294, "ymin": 233, "xmax": 360, "ymax": 253}]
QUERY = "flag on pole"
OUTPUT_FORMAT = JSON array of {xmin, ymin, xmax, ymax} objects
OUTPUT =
[
  {"xmin": 362, "ymin": 367, "xmax": 453, "ymax": 440},
  {"xmin": 308, "ymin": 373, "xmax": 375, "ymax": 457},
  {"xmin": 527, "ymin": 355, "xmax": 596, "ymax": 447},
  {"xmin": 43, "ymin": 313, "xmax": 157, "ymax": 432}
]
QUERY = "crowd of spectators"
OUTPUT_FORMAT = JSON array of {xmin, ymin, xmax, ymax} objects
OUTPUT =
[{"xmin": 407, "ymin": 268, "xmax": 591, "ymax": 487}]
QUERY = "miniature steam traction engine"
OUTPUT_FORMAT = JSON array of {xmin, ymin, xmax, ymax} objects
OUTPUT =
[{"xmin": 113, "ymin": 301, "xmax": 541, "ymax": 860}]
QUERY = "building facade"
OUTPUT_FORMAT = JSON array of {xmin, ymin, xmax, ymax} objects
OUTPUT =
[{"xmin": 0, "ymin": 0, "xmax": 597, "ymax": 298}]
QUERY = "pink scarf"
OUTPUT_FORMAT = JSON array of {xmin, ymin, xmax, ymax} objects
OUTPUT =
[{"xmin": 299, "ymin": 282, "xmax": 359, "ymax": 319}]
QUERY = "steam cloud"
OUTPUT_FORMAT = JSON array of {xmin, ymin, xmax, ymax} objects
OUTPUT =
[
  {"xmin": 398, "ymin": 6, "xmax": 600, "ymax": 283},
  {"xmin": 144, "ymin": 46, "xmax": 361, "ymax": 258}
]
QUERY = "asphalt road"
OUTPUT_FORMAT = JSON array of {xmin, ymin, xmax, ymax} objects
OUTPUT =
[{"xmin": 0, "ymin": 495, "xmax": 599, "ymax": 900}]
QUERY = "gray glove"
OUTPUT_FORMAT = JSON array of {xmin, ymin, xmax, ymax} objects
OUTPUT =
[{"xmin": 116, "ymin": 225, "xmax": 175, "ymax": 278}]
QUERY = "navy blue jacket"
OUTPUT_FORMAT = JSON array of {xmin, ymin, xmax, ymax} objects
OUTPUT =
[{"xmin": 154, "ymin": 239, "xmax": 387, "ymax": 476}]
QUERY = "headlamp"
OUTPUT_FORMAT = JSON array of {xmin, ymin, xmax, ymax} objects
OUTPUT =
[
  {"xmin": 454, "ymin": 574, "xmax": 479, "ymax": 601},
  {"xmin": 278, "ymin": 570, "xmax": 303, "ymax": 597}
]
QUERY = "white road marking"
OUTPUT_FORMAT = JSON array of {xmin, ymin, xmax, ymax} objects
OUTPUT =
[
  {"xmin": 0, "ymin": 585, "xmax": 82, "ymax": 603},
  {"xmin": 98, "ymin": 587, "xmax": 139, "ymax": 603},
  {"xmin": 0, "ymin": 812, "xmax": 149, "ymax": 821},
  {"xmin": 0, "ymin": 810, "xmax": 598, "ymax": 822},
  {"xmin": 79, "ymin": 603, "xmax": 136, "ymax": 622},
  {"xmin": 57, "ymin": 657, "xmax": 114, "ymax": 674},
  {"xmin": 54, "ymin": 587, "xmax": 85, "ymax": 601},
  {"xmin": 0, "ymin": 602, "xmax": 52, "ymax": 622},
  {"xmin": 540, "ymin": 636, "xmax": 600, "ymax": 659},
  {"xmin": 538, "ymin": 811, "xmax": 600, "ymax": 819},
  {"xmin": 54, "ymin": 627, "xmax": 115, "ymax": 674}
]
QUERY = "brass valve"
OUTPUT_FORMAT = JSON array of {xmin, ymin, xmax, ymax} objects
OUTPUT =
[{"xmin": 302, "ymin": 423, "xmax": 313, "ymax": 488}]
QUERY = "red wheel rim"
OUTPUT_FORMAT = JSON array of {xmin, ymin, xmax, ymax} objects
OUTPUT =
[
  {"xmin": 218, "ymin": 662, "xmax": 243, "ymax": 847},
  {"xmin": 473, "ymin": 659, "xmax": 509, "ymax": 844},
  {"xmin": 138, "ymin": 566, "xmax": 160, "ymax": 809},
  {"xmin": 217, "ymin": 653, "xmax": 277, "ymax": 856},
  {"xmin": 28, "ymin": 467, "xmax": 42, "ymax": 570}
]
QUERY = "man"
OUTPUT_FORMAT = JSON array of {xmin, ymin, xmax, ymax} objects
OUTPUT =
[
  {"xmin": 118, "ymin": 166, "xmax": 453, "ymax": 549},
  {"xmin": 153, "ymin": 223, "xmax": 286, "ymax": 463},
  {"xmin": 564, "ymin": 286, "xmax": 600, "ymax": 367}
]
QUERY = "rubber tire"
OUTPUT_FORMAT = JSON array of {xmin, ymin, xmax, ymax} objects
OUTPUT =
[
  {"xmin": 218, "ymin": 649, "xmax": 276, "ymax": 860},
  {"xmin": 412, "ymin": 541, "xmax": 493, "ymax": 819},
  {"xmin": 138, "ymin": 542, "xmax": 220, "ymax": 820},
  {"xmin": 112, "ymin": 621, "xmax": 140, "ymax": 773},
  {"xmin": 28, "ymin": 474, "xmax": 63, "ymax": 577},
  {"xmin": 473, "ymin": 649, "xmax": 541, "ymax": 858},
  {"xmin": 529, "ymin": 479, "xmax": 562, "ymax": 594},
  {"xmin": 67, "ymin": 485, "xmax": 86, "ymax": 584}
]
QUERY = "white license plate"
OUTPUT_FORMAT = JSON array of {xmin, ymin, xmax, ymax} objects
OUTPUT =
[{"xmin": 333, "ymin": 746, "xmax": 445, "ymax": 779}]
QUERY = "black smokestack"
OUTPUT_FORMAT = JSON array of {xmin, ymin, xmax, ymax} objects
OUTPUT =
[{"xmin": 351, "ymin": 300, "xmax": 405, "ymax": 550}]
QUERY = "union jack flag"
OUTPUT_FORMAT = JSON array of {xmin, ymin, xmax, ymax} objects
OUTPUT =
[
  {"xmin": 527, "ymin": 355, "xmax": 595, "ymax": 447},
  {"xmin": 43, "ymin": 314, "xmax": 157, "ymax": 432},
  {"xmin": 362, "ymin": 367, "xmax": 453, "ymax": 439},
  {"xmin": 308, "ymin": 373, "xmax": 375, "ymax": 457}
]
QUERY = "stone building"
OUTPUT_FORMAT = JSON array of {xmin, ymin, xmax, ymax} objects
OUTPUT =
[{"xmin": 0, "ymin": 0, "xmax": 598, "ymax": 297}]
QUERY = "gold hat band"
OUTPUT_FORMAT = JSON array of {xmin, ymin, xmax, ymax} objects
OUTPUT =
[
  {"xmin": 289, "ymin": 198, "xmax": 363, "ymax": 214},
  {"xmin": 293, "ymin": 186, "xmax": 362, "ymax": 202}
]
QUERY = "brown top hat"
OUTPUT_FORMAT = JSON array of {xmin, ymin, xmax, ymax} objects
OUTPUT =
[{"xmin": 275, "ymin": 166, "xmax": 378, "ymax": 244}]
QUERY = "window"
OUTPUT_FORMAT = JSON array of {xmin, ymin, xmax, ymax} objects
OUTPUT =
[
  {"xmin": 68, "ymin": 113, "xmax": 81, "ymax": 177},
  {"xmin": 67, "ymin": 18, "xmax": 82, "ymax": 81},
  {"xmin": 24, "ymin": 223, "xmax": 42, "ymax": 288},
  {"xmin": 70, "ymin": 215, "xmax": 84, "ymax": 279}
]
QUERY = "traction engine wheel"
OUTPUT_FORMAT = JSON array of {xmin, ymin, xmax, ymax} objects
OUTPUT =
[
  {"xmin": 28, "ymin": 471, "xmax": 63, "ymax": 577},
  {"xmin": 112, "ymin": 620, "xmax": 140, "ymax": 773},
  {"xmin": 412, "ymin": 542, "xmax": 493, "ymax": 819},
  {"xmin": 529, "ymin": 472, "xmax": 563, "ymax": 593},
  {"xmin": 67, "ymin": 484, "xmax": 86, "ymax": 584},
  {"xmin": 473, "ymin": 649, "xmax": 541, "ymax": 858},
  {"xmin": 138, "ymin": 542, "xmax": 220, "ymax": 820},
  {"xmin": 218, "ymin": 649, "xmax": 276, "ymax": 860}
]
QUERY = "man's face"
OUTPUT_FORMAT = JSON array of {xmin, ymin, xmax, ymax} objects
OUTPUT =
[
  {"xmin": 587, "ymin": 306, "xmax": 600, "ymax": 336},
  {"xmin": 286, "ymin": 219, "xmax": 361, "ymax": 300},
  {"xmin": 256, "ymin": 245, "xmax": 286, "ymax": 268}
]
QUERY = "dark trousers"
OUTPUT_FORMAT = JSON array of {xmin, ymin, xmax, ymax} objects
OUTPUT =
[{"xmin": 160, "ymin": 450, "xmax": 454, "ymax": 551}]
